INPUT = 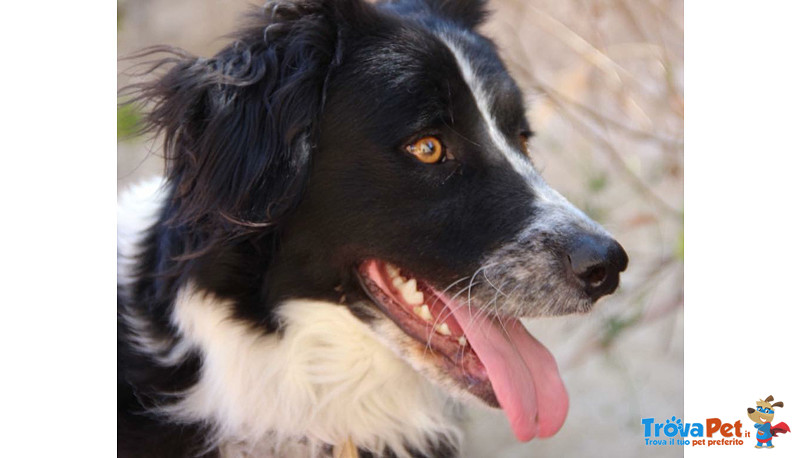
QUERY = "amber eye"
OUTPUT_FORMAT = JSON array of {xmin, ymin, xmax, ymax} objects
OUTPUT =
[{"xmin": 405, "ymin": 136, "xmax": 444, "ymax": 164}]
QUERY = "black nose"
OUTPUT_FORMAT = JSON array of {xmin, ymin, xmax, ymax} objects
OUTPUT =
[{"xmin": 566, "ymin": 234, "xmax": 628, "ymax": 301}]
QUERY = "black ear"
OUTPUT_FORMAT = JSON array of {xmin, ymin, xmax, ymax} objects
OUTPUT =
[
  {"xmin": 124, "ymin": 0, "xmax": 376, "ymax": 237},
  {"xmin": 420, "ymin": 0, "xmax": 489, "ymax": 29}
]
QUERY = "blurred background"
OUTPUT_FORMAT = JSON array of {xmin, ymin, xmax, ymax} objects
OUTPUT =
[{"xmin": 118, "ymin": 1, "xmax": 683, "ymax": 456}]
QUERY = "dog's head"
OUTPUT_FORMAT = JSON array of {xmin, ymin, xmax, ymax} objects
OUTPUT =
[
  {"xmin": 132, "ymin": 0, "xmax": 627, "ymax": 441},
  {"xmin": 748, "ymin": 396, "xmax": 783, "ymax": 424}
]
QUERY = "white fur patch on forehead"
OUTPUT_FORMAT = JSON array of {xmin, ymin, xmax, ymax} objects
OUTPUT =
[
  {"xmin": 437, "ymin": 33, "xmax": 535, "ymax": 178},
  {"xmin": 162, "ymin": 285, "xmax": 458, "ymax": 457},
  {"xmin": 436, "ymin": 32, "xmax": 605, "ymax": 233}
]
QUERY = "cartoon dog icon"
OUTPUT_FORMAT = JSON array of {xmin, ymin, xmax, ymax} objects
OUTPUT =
[{"xmin": 747, "ymin": 395, "xmax": 790, "ymax": 448}]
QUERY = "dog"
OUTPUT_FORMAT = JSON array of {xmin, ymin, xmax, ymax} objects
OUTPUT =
[
  {"xmin": 118, "ymin": 0, "xmax": 628, "ymax": 456},
  {"xmin": 746, "ymin": 395, "xmax": 790, "ymax": 448}
]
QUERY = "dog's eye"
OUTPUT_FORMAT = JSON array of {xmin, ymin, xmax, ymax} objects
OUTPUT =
[{"xmin": 406, "ymin": 136, "xmax": 445, "ymax": 164}]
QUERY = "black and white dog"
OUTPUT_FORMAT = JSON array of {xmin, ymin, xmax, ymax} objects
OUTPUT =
[{"xmin": 118, "ymin": 0, "xmax": 628, "ymax": 456}]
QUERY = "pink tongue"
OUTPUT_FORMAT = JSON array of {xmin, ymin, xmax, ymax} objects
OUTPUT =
[{"xmin": 448, "ymin": 304, "xmax": 569, "ymax": 441}]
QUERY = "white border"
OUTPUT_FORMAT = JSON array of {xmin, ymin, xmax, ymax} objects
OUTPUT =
[{"xmin": 1, "ymin": 1, "xmax": 117, "ymax": 456}]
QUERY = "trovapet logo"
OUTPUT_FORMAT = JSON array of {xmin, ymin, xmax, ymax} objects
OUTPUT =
[
  {"xmin": 641, "ymin": 416, "xmax": 745, "ymax": 447},
  {"xmin": 641, "ymin": 394, "xmax": 791, "ymax": 449}
]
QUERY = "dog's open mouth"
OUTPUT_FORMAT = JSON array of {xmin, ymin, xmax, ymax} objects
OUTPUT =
[{"xmin": 356, "ymin": 259, "xmax": 569, "ymax": 440}]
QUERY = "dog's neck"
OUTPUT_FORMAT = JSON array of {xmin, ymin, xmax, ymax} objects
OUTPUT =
[{"xmin": 157, "ymin": 286, "xmax": 461, "ymax": 457}]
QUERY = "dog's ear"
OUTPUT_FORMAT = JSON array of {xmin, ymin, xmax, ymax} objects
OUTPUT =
[
  {"xmin": 772, "ymin": 401, "xmax": 784, "ymax": 408},
  {"xmin": 125, "ymin": 0, "xmax": 376, "ymax": 237},
  {"xmin": 420, "ymin": 0, "xmax": 489, "ymax": 29},
  {"xmin": 765, "ymin": 395, "xmax": 775, "ymax": 403}
]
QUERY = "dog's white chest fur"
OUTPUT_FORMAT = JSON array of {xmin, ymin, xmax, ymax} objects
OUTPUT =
[{"xmin": 167, "ymin": 290, "xmax": 460, "ymax": 456}]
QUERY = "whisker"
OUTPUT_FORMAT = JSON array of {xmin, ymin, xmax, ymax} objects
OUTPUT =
[
  {"xmin": 419, "ymin": 261, "xmax": 517, "ymax": 359},
  {"xmin": 419, "ymin": 276, "xmax": 470, "ymax": 356},
  {"xmin": 482, "ymin": 267, "xmax": 508, "ymax": 297},
  {"xmin": 425, "ymin": 281, "xmax": 476, "ymax": 351}
]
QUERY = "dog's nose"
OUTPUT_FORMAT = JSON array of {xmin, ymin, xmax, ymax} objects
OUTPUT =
[{"xmin": 566, "ymin": 234, "xmax": 628, "ymax": 301}]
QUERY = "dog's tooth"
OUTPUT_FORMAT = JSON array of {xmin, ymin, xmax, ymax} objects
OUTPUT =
[
  {"xmin": 400, "ymin": 279, "xmax": 424, "ymax": 305},
  {"xmin": 458, "ymin": 336, "xmax": 467, "ymax": 346},
  {"xmin": 407, "ymin": 291, "xmax": 424, "ymax": 305},
  {"xmin": 392, "ymin": 276, "xmax": 405, "ymax": 288},
  {"xmin": 435, "ymin": 323, "xmax": 452, "ymax": 336},
  {"xmin": 416, "ymin": 305, "xmax": 433, "ymax": 322},
  {"xmin": 385, "ymin": 263, "xmax": 400, "ymax": 278}
]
